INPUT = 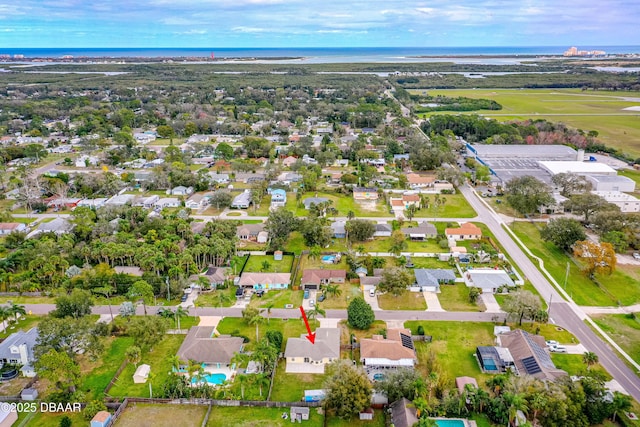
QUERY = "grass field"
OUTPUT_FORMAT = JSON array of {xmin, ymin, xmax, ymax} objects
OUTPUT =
[
  {"xmin": 244, "ymin": 254, "xmax": 294, "ymax": 273},
  {"xmin": 206, "ymin": 405, "xmax": 324, "ymax": 427},
  {"xmin": 405, "ymin": 321, "xmax": 494, "ymax": 386},
  {"xmin": 412, "ymin": 192, "xmax": 477, "ymax": 218},
  {"xmin": 116, "ymin": 403, "xmax": 207, "ymax": 427},
  {"xmin": 510, "ymin": 222, "xmax": 640, "ymax": 306},
  {"xmin": 79, "ymin": 336, "xmax": 134, "ymax": 398},
  {"xmin": 592, "ymin": 313, "xmax": 640, "ymax": 364},
  {"xmin": 270, "ymin": 359, "xmax": 326, "ymax": 402},
  {"xmin": 319, "ymin": 282, "xmax": 363, "ymax": 309},
  {"xmin": 438, "ymin": 284, "xmax": 482, "ymax": 312},
  {"xmin": 0, "ymin": 314, "xmax": 42, "ymax": 339},
  {"xmin": 196, "ymin": 287, "xmax": 237, "ymax": 308},
  {"xmin": 378, "ymin": 291, "xmax": 427, "ymax": 310},
  {"xmin": 414, "ymin": 88, "xmax": 640, "ymax": 157}
]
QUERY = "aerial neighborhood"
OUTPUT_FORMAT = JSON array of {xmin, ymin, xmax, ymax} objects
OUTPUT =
[{"xmin": 0, "ymin": 57, "xmax": 638, "ymax": 427}]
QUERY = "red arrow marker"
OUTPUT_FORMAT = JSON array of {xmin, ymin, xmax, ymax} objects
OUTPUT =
[{"xmin": 299, "ymin": 306, "xmax": 316, "ymax": 344}]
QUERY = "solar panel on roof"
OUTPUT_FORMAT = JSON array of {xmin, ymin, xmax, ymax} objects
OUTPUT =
[
  {"xmin": 522, "ymin": 356, "xmax": 541, "ymax": 375},
  {"xmin": 400, "ymin": 333, "xmax": 414, "ymax": 350}
]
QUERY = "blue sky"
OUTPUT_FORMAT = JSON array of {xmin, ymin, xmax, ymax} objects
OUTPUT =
[{"xmin": 0, "ymin": 0, "xmax": 638, "ymax": 48}]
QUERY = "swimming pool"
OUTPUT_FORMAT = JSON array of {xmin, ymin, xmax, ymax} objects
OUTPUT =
[
  {"xmin": 434, "ymin": 419, "xmax": 466, "ymax": 427},
  {"xmin": 373, "ymin": 373, "xmax": 385, "ymax": 381},
  {"xmin": 321, "ymin": 255, "xmax": 336, "ymax": 263},
  {"xmin": 191, "ymin": 373, "xmax": 227, "ymax": 385}
]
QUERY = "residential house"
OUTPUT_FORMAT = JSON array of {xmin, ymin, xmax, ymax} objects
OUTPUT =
[
  {"xmin": 105, "ymin": 194, "xmax": 135, "ymax": 206},
  {"xmin": 497, "ymin": 329, "xmax": 567, "ymax": 381},
  {"xmin": 75, "ymin": 155, "xmax": 99, "ymax": 167},
  {"xmin": 235, "ymin": 172, "xmax": 266, "ymax": 183},
  {"xmin": 389, "ymin": 193, "xmax": 421, "ymax": 216},
  {"xmin": 274, "ymin": 172, "xmax": 303, "ymax": 185},
  {"xmin": 284, "ymin": 328, "xmax": 340, "ymax": 373},
  {"xmin": 231, "ymin": 190, "xmax": 252, "ymax": 209},
  {"xmin": 290, "ymin": 407, "xmax": 310, "ymax": 422},
  {"xmin": 237, "ymin": 272, "xmax": 291, "ymax": 290},
  {"xmin": 331, "ymin": 221, "xmax": 346, "ymax": 238},
  {"xmin": 77, "ymin": 198, "xmax": 107, "ymax": 209},
  {"xmin": 154, "ymin": 197, "xmax": 181, "ymax": 209},
  {"xmin": 236, "ymin": 223, "xmax": 267, "ymax": 242},
  {"xmin": 186, "ymin": 193, "xmax": 211, "ymax": 210},
  {"xmin": 132, "ymin": 195, "xmax": 160, "ymax": 209},
  {"xmin": 28, "ymin": 218, "xmax": 73, "ymax": 238},
  {"xmin": 300, "ymin": 269, "xmax": 346, "ymax": 290},
  {"xmin": 433, "ymin": 180, "xmax": 454, "ymax": 193},
  {"xmin": 464, "ymin": 268, "xmax": 514, "ymax": 293},
  {"xmin": 46, "ymin": 197, "xmax": 83, "ymax": 209},
  {"xmin": 406, "ymin": 173, "xmax": 435, "ymax": 189},
  {"xmin": 208, "ymin": 172, "xmax": 230, "ymax": 184},
  {"xmin": 393, "ymin": 154, "xmax": 410, "ymax": 163},
  {"xmin": 302, "ymin": 154, "xmax": 317, "ymax": 165},
  {"xmin": 177, "ymin": 326, "xmax": 244, "ymax": 367},
  {"xmin": 282, "ymin": 156, "xmax": 298, "ymax": 167},
  {"xmin": 389, "ymin": 398, "xmax": 418, "ymax": 427},
  {"xmin": 168, "ymin": 186, "xmax": 194, "ymax": 196},
  {"xmin": 90, "ymin": 411, "xmax": 112, "ymax": 427},
  {"xmin": 401, "ymin": 222, "xmax": 437, "ymax": 241},
  {"xmin": 360, "ymin": 328, "xmax": 417, "ymax": 369},
  {"xmin": 0, "ymin": 223, "xmax": 26, "ymax": 235},
  {"xmin": 414, "ymin": 269, "xmax": 456, "ymax": 292},
  {"xmin": 445, "ymin": 222, "xmax": 482, "ymax": 241},
  {"xmin": 0, "ymin": 328, "xmax": 39, "ymax": 377},
  {"xmin": 270, "ymin": 189, "xmax": 287, "ymax": 209},
  {"xmin": 373, "ymin": 223, "xmax": 392, "ymax": 237},
  {"xmin": 303, "ymin": 197, "xmax": 329, "ymax": 210},
  {"xmin": 199, "ymin": 266, "xmax": 227, "ymax": 288},
  {"xmin": 0, "ymin": 407, "xmax": 18, "ymax": 427},
  {"xmin": 353, "ymin": 187, "xmax": 379, "ymax": 201}
]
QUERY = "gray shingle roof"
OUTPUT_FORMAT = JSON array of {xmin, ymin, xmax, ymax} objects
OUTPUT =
[
  {"xmin": 177, "ymin": 327, "xmax": 243, "ymax": 365},
  {"xmin": 284, "ymin": 328, "xmax": 340, "ymax": 360},
  {"xmin": 414, "ymin": 269, "xmax": 456, "ymax": 287}
]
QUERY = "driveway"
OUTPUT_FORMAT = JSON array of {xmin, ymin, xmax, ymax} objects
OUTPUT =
[
  {"xmin": 364, "ymin": 292, "xmax": 381, "ymax": 311},
  {"xmin": 480, "ymin": 293, "xmax": 502, "ymax": 313},
  {"xmin": 423, "ymin": 292, "xmax": 444, "ymax": 312},
  {"xmin": 302, "ymin": 290, "xmax": 317, "ymax": 310}
]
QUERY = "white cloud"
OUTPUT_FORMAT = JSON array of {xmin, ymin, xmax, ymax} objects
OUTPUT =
[
  {"xmin": 174, "ymin": 29, "xmax": 208, "ymax": 35},
  {"xmin": 232, "ymin": 26, "xmax": 268, "ymax": 33}
]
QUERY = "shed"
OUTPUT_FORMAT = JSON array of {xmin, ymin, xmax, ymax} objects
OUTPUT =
[
  {"xmin": 359, "ymin": 407, "xmax": 374, "ymax": 420},
  {"xmin": 133, "ymin": 364, "xmax": 150, "ymax": 384},
  {"xmin": 274, "ymin": 251, "xmax": 283, "ymax": 261},
  {"xmin": 90, "ymin": 411, "xmax": 112, "ymax": 427},
  {"xmin": 21, "ymin": 388, "xmax": 38, "ymax": 401},
  {"xmin": 291, "ymin": 406, "xmax": 310, "ymax": 421}
]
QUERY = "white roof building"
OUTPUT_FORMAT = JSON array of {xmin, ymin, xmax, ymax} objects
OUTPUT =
[
  {"xmin": 586, "ymin": 175, "xmax": 636, "ymax": 192},
  {"xmin": 592, "ymin": 191, "xmax": 640, "ymax": 213},
  {"xmin": 538, "ymin": 161, "xmax": 617, "ymax": 176}
]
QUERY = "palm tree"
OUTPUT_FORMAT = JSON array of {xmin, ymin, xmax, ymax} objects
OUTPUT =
[
  {"xmin": 265, "ymin": 302, "xmax": 275, "ymax": 325},
  {"xmin": 307, "ymin": 304, "xmax": 326, "ymax": 327},
  {"xmin": 125, "ymin": 345, "xmax": 142, "ymax": 368},
  {"xmin": 157, "ymin": 307, "xmax": 174, "ymax": 319},
  {"xmin": 254, "ymin": 373, "xmax": 271, "ymax": 398},
  {"xmin": 347, "ymin": 210, "xmax": 355, "ymax": 221},
  {"xmin": 309, "ymin": 245, "xmax": 321, "ymax": 261},
  {"xmin": 175, "ymin": 306, "xmax": 189, "ymax": 331},
  {"xmin": 610, "ymin": 391, "xmax": 632, "ymax": 422},
  {"xmin": 237, "ymin": 374, "xmax": 250, "ymax": 400},
  {"xmin": 505, "ymin": 392, "xmax": 528, "ymax": 427},
  {"xmin": 0, "ymin": 306, "xmax": 10, "ymax": 331},
  {"xmin": 168, "ymin": 355, "xmax": 182, "ymax": 372},
  {"xmin": 261, "ymin": 260, "xmax": 271, "ymax": 272},
  {"xmin": 324, "ymin": 284, "xmax": 342, "ymax": 299},
  {"xmin": 7, "ymin": 302, "xmax": 26, "ymax": 323},
  {"xmin": 356, "ymin": 245, "xmax": 366, "ymax": 256},
  {"xmin": 248, "ymin": 311, "xmax": 265, "ymax": 341},
  {"xmin": 582, "ymin": 351, "xmax": 599, "ymax": 370}
]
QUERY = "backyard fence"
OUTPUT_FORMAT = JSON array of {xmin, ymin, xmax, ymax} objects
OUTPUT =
[{"xmin": 104, "ymin": 359, "xmax": 129, "ymax": 395}]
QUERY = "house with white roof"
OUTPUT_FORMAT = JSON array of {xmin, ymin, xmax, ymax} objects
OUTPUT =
[
  {"xmin": 0, "ymin": 328, "xmax": 39, "ymax": 377},
  {"xmin": 284, "ymin": 328, "xmax": 340, "ymax": 373}
]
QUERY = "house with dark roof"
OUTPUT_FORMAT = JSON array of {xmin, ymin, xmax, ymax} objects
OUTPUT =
[
  {"xmin": 390, "ymin": 398, "xmax": 418, "ymax": 427},
  {"xmin": 414, "ymin": 268, "xmax": 456, "ymax": 292},
  {"xmin": 303, "ymin": 197, "xmax": 330, "ymax": 210},
  {"xmin": 284, "ymin": 328, "xmax": 340, "ymax": 373},
  {"xmin": 360, "ymin": 328, "xmax": 417, "ymax": 369},
  {"xmin": 194, "ymin": 266, "xmax": 227, "ymax": 289},
  {"xmin": 497, "ymin": 329, "xmax": 567, "ymax": 381},
  {"xmin": 373, "ymin": 223, "xmax": 392, "ymax": 237},
  {"xmin": 300, "ymin": 269, "xmax": 346, "ymax": 290},
  {"xmin": 176, "ymin": 327, "xmax": 244, "ymax": 366},
  {"xmin": 236, "ymin": 223, "xmax": 267, "ymax": 242},
  {"xmin": 401, "ymin": 222, "xmax": 437, "ymax": 241}
]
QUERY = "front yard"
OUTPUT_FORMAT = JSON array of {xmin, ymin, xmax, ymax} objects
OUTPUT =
[
  {"xmin": 196, "ymin": 287, "xmax": 237, "ymax": 308},
  {"xmin": 378, "ymin": 291, "xmax": 427, "ymax": 310},
  {"xmin": 592, "ymin": 314, "xmax": 640, "ymax": 364},
  {"xmin": 249, "ymin": 288, "xmax": 303, "ymax": 310},
  {"xmin": 216, "ymin": 317, "xmax": 308, "ymax": 351},
  {"xmin": 412, "ymin": 192, "xmax": 477, "ymax": 218},
  {"xmin": 318, "ymin": 282, "xmax": 363, "ymax": 310},
  {"xmin": 438, "ymin": 284, "xmax": 482, "ymax": 312},
  {"xmin": 0, "ymin": 314, "xmax": 43, "ymax": 339}
]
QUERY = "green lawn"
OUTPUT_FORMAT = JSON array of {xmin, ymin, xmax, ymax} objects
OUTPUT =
[
  {"xmin": 592, "ymin": 314, "xmax": 640, "ymax": 364},
  {"xmin": 438, "ymin": 284, "xmax": 482, "ymax": 312},
  {"xmin": 261, "ymin": 191, "xmax": 389, "ymax": 218},
  {"xmin": 412, "ymin": 192, "xmax": 477, "ymax": 218},
  {"xmin": 250, "ymin": 288, "xmax": 303, "ymax": 309},
  {"xmin": 216, "ymin": 317, "xmax": 308, "ymax": 351},
  {"xmin": 80, "ymin": 336, "xmax": 134, "ymax": 398},
  {"xmin": 196, "ymin": 287, "xmax": 238, "ymax": 308},
  {"xmin": 510, "ymin": 222, "xmax": 640, "ymax": 306},
  {"xmin": 0, "ymin": 295, "xmax": 57, "ymax": 304},
  {"xmin": 318, "ymin": 283, "xmax": 363, "ymax": 310},
  {"xmin": 327, "ymin": 410, "xmax": 386, "ymax": 427},
  {"xmin": 418, "ymin": 89, "xmax": 640, "ymax": 157},
  {"xmin": 108, "ymin": 334, "xmax": 186, "ymax": 398},
  {"xmin": 116, "ymin": 403, "xmax": 207, "ymax": 427},
  {"xmin": 405, "ymin": 321, "xmax": 495, "ymax": 386},
  {"xmin": 378, "ymin": 291, "xmax": 427, "ymax": 310},
  {"xmin": 410, "ymin": 257, "xmax": 454, "ymax": 269},
  {"xmin": 244, "ymin": 254, "xmax": 294, "ymax": 273},
  {"xmin": 206, "ymin": 405, "xmax": 324, "ymax": 427},
  {"xmin": 551, "ymin": 353, "xmax": 611, "ymax": 380},
  {"xmin": 515, "ymin": 323, "xmax": 578, "ymax": 344},
  {"xmin": 25, "ymin": 410, "xmax": 86, "ymax": 427},
  {"xmin": 270, "ymin": 359, "xmax": 326, "ymax": 402},
  {"xmin": 0, "ymin": 314, "xmax": 42, "ymax": 339}
]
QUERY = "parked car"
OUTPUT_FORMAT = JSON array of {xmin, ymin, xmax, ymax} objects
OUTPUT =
[
  {"xmin": 180, "ymin": 294, "xmax": 188, "ymax": 302},
  {"xmin": 318, "ymin": 294, "xmax": 325, "ymax": 302},
  {"xmin": 549, "ymin": 345, "xmax": 567, "ymax": 353},
  {"xmin": 303, "ymin": 289, "xmax": 309, "ymax": 299},
  {"xmin": 309, "ymin": 299, "xmax": 315, "ymax": 307},
  {"xmin": 545, "ymin": 340, "xmax": 559, "ymax": 347},
  {"xmin": 633, "ymin": 252, "xmax": 640, "ymax": 260}
]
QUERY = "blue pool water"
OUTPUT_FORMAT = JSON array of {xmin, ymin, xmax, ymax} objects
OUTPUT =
[
  {"xmin": 373, "ymin": 373, "xmax": 385, "ymax": 381},
  {"xmin": 322, "ymin": 255, "xmax": 336, "ymax": 262},
  {"xmin": 191, "ymin": 373, "xmax": 227, "ymax": 385},
  {"xmin": 435, "ymin": 420, "xmax": 466, "ymax": 427}
]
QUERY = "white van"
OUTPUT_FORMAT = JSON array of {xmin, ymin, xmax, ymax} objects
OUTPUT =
[{"xmin": 369, "ymin": 288, "xmax": 376, "ymax": 297}]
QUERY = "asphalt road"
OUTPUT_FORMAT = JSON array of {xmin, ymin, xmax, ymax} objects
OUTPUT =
[{"xmin": 458, "ymin": 184, "xmax": 640, "ymax": 402}]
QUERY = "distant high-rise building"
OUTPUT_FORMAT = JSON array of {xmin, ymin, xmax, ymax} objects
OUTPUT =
[{"xmin": 564, "ymin": 46, "xmax": 579, "ymax": 56}]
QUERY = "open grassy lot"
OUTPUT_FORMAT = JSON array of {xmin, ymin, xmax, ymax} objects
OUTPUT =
[
  {"xmin": 196, "ymin": 287, "xmax": 237, "ymax": 308},
  {"xmin": 244, "ymin": 254, "xmax": 294, "ymax": 273},
  {"xmin": 550, "ymin": 353, "xmax": 610, "ymax": 379},
  {"xmin": 416, "ymin": 88, "xmax": 640, "ymax": 157},
  {"xmin": 378, "ymin": 291, "xmax": 427, "ymax": 310},
  {"xmin": 514, "ymin": 323, "xmax": 578, "ymax": 344},
  {"xmin": 0, "ymin": 375, "xmax": 32, "ymax": 396},
  {"xmin": 0, "ymin": 295, "xmax": 57, "ymax": 304},
  {"xmin": 108, "ymin": 334, "xmax": 186, "ymax": 398},
  {"xmin": 412, "ymin": 192, "xmax": 477, "ymax": 218},
  {"xmin": 25, "ymin": 410, "xmax": 85, "ymax": 427},
  {"xmin": 510, "ymin": 222, "xmax": 640, "ymax": 306},
  {"xmin": 319, "ymin": 282, "xmax": 363, "ymax": 309},
  {"xmin": 253, "ymin": 191, "xmax": 389, "ymax": 218},
  {"xmin": 592, "ymin": 314, "xmax": 640, "ymax": 364},
  {"xmin": 216, "ymin": 317, "xmax": 308, "ymax": 351},
  {"xmin": 405, "ymin": 321, "xmax": 494, "ymax": 386},
  {"xmin": 249, "ymin": 288, "xmax": 303, "ymax": 309},
  {"xmin": 206, "ymin": 405, "xmax": 324, "ymax": 427},
  {"xmin": 270, "ymin": 359, "xmax": 326, "ymax": 402},
  {"xmin": 327, "ymin": 410, "xmax": 386, "ymax": 427},
  {"xmin": 438, "ymin": 284, "xmax": 482, "ymax": 312},
  {"xmin": 79, "ymin": 336, "xmax": 134, "ymax": 398},
  {"xmin": 116, "ymin": 403, "xmax": 207, "ymax": 427}
]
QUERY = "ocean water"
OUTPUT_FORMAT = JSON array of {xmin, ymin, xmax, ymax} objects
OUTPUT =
[{"xmin": 1, "ymin": 46, "xmax": 639, "ymax": 59}]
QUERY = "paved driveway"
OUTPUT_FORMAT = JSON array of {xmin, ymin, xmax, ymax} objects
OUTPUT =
[
  {"xmin": 480, "ymin": 293, "xmax": 502, "ymax": 313},
  {"xmin": 423, "ymin": 292, "xmax": 444, "ymax": 312}
]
